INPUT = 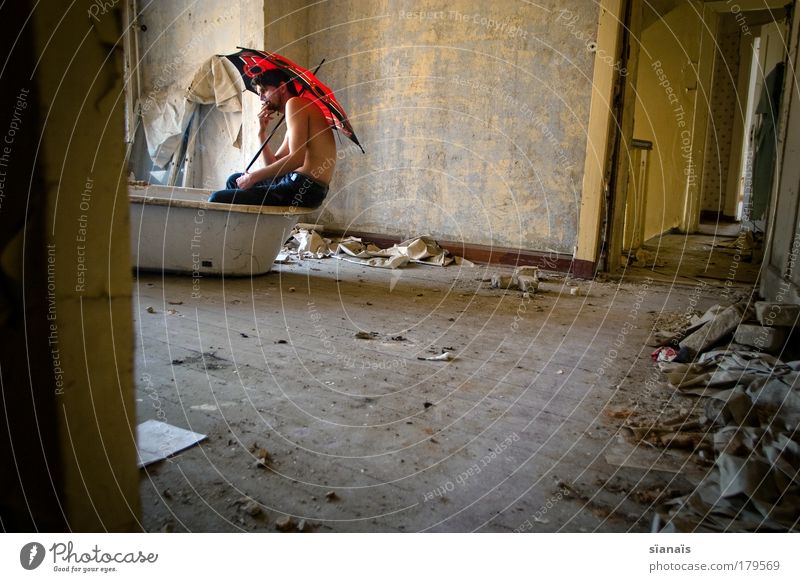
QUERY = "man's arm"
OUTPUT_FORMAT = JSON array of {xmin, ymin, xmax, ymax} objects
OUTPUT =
[
  {"xmin": 256, "ymin": 104, "xmax": 291, "ymax": 165},
  {"xmin": 273, "ymin": 134, "xmax": 290, "ymax": 160},
  {"xmin": 238, "ymin": 98, "xmax": 308, "ymax": 188},
  {"xmin": 260, "ymin": 133, "xmax": 289, "ymax": 165},
  {"xmin": 257, "ymin": 103, "xmax": 278, "ymax": 165}
]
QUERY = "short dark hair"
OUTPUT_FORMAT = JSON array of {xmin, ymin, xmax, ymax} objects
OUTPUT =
[{"xmin": 251, "ymin": 69, "xmax": 298, "ymax": 95}]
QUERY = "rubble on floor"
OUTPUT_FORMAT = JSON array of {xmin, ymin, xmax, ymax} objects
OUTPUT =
[
  {"xmin": 278, "ymin": 228, "xmax": 474, "ymax": 269},
  {"xmin": 713, "ymin": 229, "xmax": 754, "ymax": 261},
  {"xmin": 489, "ymin": 266, "xmax": 540, "ymax": 294},
  {"xmin": 648, "ymin": 310, "xmax": 699, "ymax": 346},
  {"xmin": 620, "ymin": 248, "xmax": 666, "ymax": 268},
  {"xmin": 417, "ymin": 351, "xmax": 455, "ymax": 362},
  {"xmin": 629, "ymin": 301, "xmax": 800, "ymax": 531},
  {"xmin": 678, "ymin": 303, "xmax": 752, "ymax": 359},
  {"xmin": 648, "ymin": 301, "xmax": 764, "ymax": 361},
  {"xmin": 654, "ymin": 350, "xmax": 800, "ymax": 532}
]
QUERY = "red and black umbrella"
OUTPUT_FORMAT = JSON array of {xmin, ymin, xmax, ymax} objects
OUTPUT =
[{"xmin": 222, "ymin": 47, "xmax": 364, "ymax": 155}]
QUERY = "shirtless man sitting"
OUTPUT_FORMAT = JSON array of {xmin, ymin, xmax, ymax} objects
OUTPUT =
[{"xmin": 208, "ymin": 69, "xmax": 335, "ymax": 208}]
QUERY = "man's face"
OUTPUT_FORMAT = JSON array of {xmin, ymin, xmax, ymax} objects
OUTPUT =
[{"xmin": 259, "ymin": 84, "xmax": 282, "ymax": 112}]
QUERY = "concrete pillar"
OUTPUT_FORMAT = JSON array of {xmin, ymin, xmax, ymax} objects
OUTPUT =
[{"xmin": 33, "ymin": 3, "xmax": 139, "ymax": 531}]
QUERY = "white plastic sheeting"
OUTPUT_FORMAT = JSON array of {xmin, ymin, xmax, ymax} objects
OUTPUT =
[{"xmin": 140, "ymin": 56, "xmax": 244, "ymax": 169}]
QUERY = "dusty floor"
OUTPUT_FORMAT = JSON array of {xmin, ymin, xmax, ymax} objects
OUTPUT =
[
  {"xmin": 132, "ymin": 247, "xmax": 749, "ymax": 532},
  {"xmin": 622, "ymin": 222, "xmax": 760, "ymax": 286}
]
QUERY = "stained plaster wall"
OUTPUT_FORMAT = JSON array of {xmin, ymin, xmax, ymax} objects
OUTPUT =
[
  {"xmin": 287, "ymin": 0, "xmax": 600, "ymax": 254},
  {"xmin": 259, "ymin": 0, "xmax": 310, "ymax": 169},
  {"xmin": 701, "ymin": 15, "xmax": 742, "ymax": 214},
  {"xmin": 633, "ymin": 1, "xmax": 716, "ymax": 241},
  {"xmin": 134, "ymin": 1, "xmax": 263, "ymax": 188}
]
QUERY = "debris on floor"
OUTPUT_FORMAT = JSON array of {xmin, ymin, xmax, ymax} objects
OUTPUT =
[
  {"xmin": 653, "ymin": 350, "xmax": 800, "ymax": 532},
  {"xmin": 338, "ymin": 235, "xmax": 473, "ymax": 268},
  {"xmin": 274, "ymin": 250, "xmax": 292, "ymax": 263},
  {"xmin": 136, "ymin": 419, "xmax": 207, "ymax": 468},
  {"xmin": 648, "ymin": 300, "xmax": 777, "ymax": 362},
  {"xmin": 236, "ymin": 497, "xmax": 264, "ymax": 518},
  {"xmin": 621, "ymin": 248, "xmax": 666, "ymax": 268},
  {"xmin": 250, "ymin": 444, "xmax": 272, "ymax": 468},
  {"xmin": 272, "ymin": 516, "xmax": 314, "ymax": 532},
  {"xmin": 713, "ymin": 229, "xmax": 754, "ymax": 260},
  {"xmin": 636, "ymin": 248, "xmax": 665, "ymax": 268},
  {"xmin": 133, "ymin": 254, "xmax": 787, "ymax": 533},
  {"xmin": 417, "ymin": 351, "xmax": 455, "ymax": 362},
  {"xmin": 678, "ymin": 302, "xmax": 752, "ymax": 359},
  {"xmin": 623, "ymin": 301, "xmax": 799, "ymax": 531},
  {"xmin": 517, "ymin": 275, "xmax": 539, "ymax": 293},
  {"xmin": 648, "ymin": 309, "xmax": 701, "ymax": 347},
  {"xmin": 278, "ymin": 230, "xmax": 474, "ymax": 269},
  {"xmin": 489, "ymin": 266, "xmax": 540, "ymax": 294},
  {"xmin": 275, "ymin": 515, "xmax": 296, "ymax": 532},
  {"xmin": 293, "ymin": 229, "xmax": 333, "ymax": 259},
  {"xmin": 620, "ymin": 422, "xmax": 713, "ymax": 453},
  {"xmin": 603, "ymin": 407, "xmax": 637, "ymax": 420},
  {"xmin": 650, "ymin": 346, "xmax": 678, "ymax": 362},
  {"xmin": 490, "ymin": 274, "xmax": 515, "ymax": 289},
  {"xmin": 604, "ymin": 440, "xmax": 708, "ymax": 479}
]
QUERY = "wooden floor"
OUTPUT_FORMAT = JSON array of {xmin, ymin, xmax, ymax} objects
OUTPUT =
[
  {"xmin": 621, "ymin": 225, "xmax": 760, "ymax": 286},
  {"xmin": 133, "ymin": 256, "xmax": 727, "ymax": 532}
]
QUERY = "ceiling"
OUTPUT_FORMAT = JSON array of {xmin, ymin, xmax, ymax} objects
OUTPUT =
[{"xmin": 641, "ymin": 0, "xmax": 792, "ymax": 31}]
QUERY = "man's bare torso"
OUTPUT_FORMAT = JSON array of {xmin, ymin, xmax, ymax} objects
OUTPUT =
[{"xmin": 288, "ymin": 96, "xmax": 336, "ymax": 185}]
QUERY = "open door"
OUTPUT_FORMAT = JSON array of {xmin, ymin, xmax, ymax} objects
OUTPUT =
[
  {"xmin": 762, "ymin": 2, "xmax": 800, "ymax": 304},
  {"xmin": 607, "ymin": 0, "xmax": 793, "ymax": 283}
]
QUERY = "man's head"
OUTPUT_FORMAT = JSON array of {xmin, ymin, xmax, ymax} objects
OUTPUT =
[{"xmin": 252, "ymin": 69, "xmax": 298, "ymax": 112}]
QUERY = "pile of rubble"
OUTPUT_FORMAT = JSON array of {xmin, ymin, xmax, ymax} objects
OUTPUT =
[
  {"xmin": 640, "ymin": 300, "xmax": 799, "ymax": 531},
  {"xmin": 277, "ymin": 227, "xmax": 474, "ymax": 269},
  {"xmin": 649, "ymin": 301, "xmax": 794, "ymax": 363}
]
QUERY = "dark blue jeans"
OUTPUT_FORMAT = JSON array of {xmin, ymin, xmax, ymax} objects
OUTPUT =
[{"xmin": 208, "ymin": 171, "xmax": 328, "ymax": 208}]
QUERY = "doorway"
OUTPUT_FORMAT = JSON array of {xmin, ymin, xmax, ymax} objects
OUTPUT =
[{"xmin": 609, "ymin": 0, "xmax": 793, "ymax": 285}]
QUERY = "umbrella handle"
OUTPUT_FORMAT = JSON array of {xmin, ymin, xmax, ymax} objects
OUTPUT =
[{"xmin": 243, "ymin": 58, "xmax": 326, "ymax": 173}]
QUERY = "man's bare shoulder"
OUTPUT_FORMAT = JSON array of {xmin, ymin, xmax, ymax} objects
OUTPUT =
[{"xmin": 286, "ymin": 95, "xmax": 321, "ymax": 118}]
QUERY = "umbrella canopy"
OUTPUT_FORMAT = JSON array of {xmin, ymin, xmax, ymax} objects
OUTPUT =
[{"xmin": 221, "ymin": 47, "xmax": 363, "ymax": 152}]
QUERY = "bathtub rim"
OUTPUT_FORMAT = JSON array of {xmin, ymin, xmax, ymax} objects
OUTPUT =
[{"xmin": 129, "ymin": 193, "xmax": 316, "ymax": 216}]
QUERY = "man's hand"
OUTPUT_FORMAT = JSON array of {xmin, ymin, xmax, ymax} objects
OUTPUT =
[
  {"xmin": 258, "ymin": 103, "xmax": 276, "ymax": 137},
  {"xmin": 235, "ymin": 172, "xmax": 259, "ymax": 190}
]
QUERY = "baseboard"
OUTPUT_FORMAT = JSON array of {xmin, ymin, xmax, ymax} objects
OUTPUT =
[{"xmin": 320, "ymin": 228, "xmax": 595, "ymax": 278}]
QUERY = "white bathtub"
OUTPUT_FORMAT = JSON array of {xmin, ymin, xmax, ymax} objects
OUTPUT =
[{"xmin": 129, "ymin": 185, "xmax": 314, "ymax": 276}]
